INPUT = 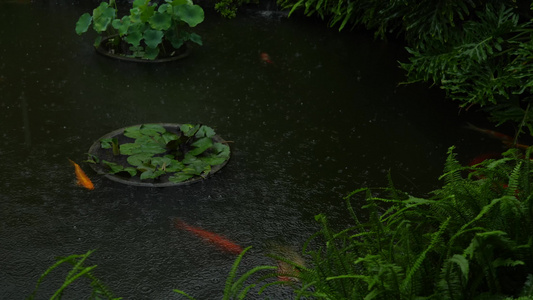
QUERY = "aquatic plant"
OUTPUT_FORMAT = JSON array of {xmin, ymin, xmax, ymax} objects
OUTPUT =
[
  {"xmin": 75, "ymin": 0, "xmax": 204, "ymax": 60},
  {"xmin": 90, "ymin": 123, "xmax": 230, "ymax": 183},
  {"xmin": 26, "ymin": 250, "xmax": 119, "ymax": 300},
  {"xmin": 174, "ymin": 246, "xmax": 278, "ymax": 299},
  {"xmin": 29, "ymin": 145, "xmax": 533, "ymax": 298},
  {"xmin": 285, "ymin": 146, "xmax": 533, "ymax": 299},
  {"xmin": 214, "ymin": 0, "xmax": 259, "ymax": 19},
  {"xmin": 277, "ymin": 0, "xmax": 533, "ymax": 140}
]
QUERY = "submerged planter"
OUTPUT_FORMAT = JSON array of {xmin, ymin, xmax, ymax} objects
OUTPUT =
[
  {"xmin": 95, "ymin": 35, "xmax": 191, "ymax": 63},
  {"xmin": 88, "ymin": 123, "xmax": 230, "ymax": 187}
]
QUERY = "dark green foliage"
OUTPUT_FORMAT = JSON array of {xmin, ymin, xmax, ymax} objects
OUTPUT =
[
  {"xmin": 93, "ymin": 123, "xmax": 230, "ymax": 183},
  {"xmin": 214, "ymin": 0, "xmax": 259, "ymax": 19},
  {"xmin": 284, "ymin": 146, "xmax": 533, "ymax": 299},
  {"xmin": 277, "ymin": 0, "xmax": 533, "ymax": 138},
  {"xmin": 75, "ymin": 0, "xmax": 204, "ymax": 60},
  {"xmin": 26, "ymin": 250, "xmax": 119, "ymax": 300}
]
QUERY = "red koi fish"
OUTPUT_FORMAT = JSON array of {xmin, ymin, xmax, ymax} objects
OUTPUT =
[
  {"xmin": 174, "ymin": 219, "xmax": 243, "ymax": 255},
  {"xmin": 465, "ymin": 123, "xmax": 514, "ymax": 143},
  {"xmin": 466, "ymin": 123, "xmax": 530, "ymax": 150},
  {"xmin": 260, "ymin": 52, "xmax": 273, "ymax": 64},
  {"xmin": 467, "ymin": 152, "xmax": 502, "ymax": 166},
  {"xmin": 268, "ymin": 243, "xmax": 305, "ymax": 283},
  {"xmin": 68, "ymin": 159, "xmax": 94, "ymax": 190}
]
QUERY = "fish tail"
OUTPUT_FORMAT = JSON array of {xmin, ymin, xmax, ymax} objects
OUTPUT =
[
  {"xmin": 173, "ymin": 218, "xmax": 188, "ymax": 230},
  {"xmin": 465, "ymin": 122, "xmax": 482, "ymax": 132}
]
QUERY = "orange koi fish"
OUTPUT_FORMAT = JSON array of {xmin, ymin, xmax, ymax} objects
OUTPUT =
[
  {"xmin": 260, "ymin": 52, "xmax": 273, "ymax": 64},
  {"xmin": 174, "ymin": 219, "xmax": 243, "ymax": 255},
  {"xmin": 68, "ymin": 159, "xmax": 94, "ymax": 190},
  {"xmin": 465, "ymin": 122, "xmax": 514, "ymax": 143}
]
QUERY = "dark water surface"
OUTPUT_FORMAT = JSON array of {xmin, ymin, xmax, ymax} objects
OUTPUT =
[{"xmin": 0, "ymin": 1, "xmax": 504, "ymax": 299}]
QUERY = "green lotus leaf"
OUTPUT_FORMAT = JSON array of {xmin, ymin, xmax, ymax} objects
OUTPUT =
[
  {"xmin": 144, "ymin": 47, "xmax": 159, "ymax": 59},
  {"xmin": 196, "ymin": 125, "xmax": 215, "ymax": 138},
  {"xmin": 125, "ymin": 30, "xmax": 143, "ymax": 47},
  {"xmin": 149, "ymin": 11, "xmax": 172, "ymax": 30},
  {"xmin": 188, "ymin": 32, "xmax": 202, "ymax": 46},
  {"xmin": 127, "ymin": 153, "xmax": 153, "ymax": 167},
  {"xmin": 200, "ymin": 155, "xmax": 227, "ymax": 166},
  {"xmin": 180, "ymin": 124, "xmax": 200, "ymax": 137},
  {"xmin": 182, "ymin": 160, "xmax": 210, "ymax": 175},
  {"xmin": 139, "ymin": 124, "xmax": 166, "ymax": 136},
  {"xmin": 112, "ymin": 16, "xmax": 131, "ymax": 36},
  {"xmin": 173, "ymin": 4, "xmax": 204, "ymax": 27},
  {"xmin": 75, "ymin": 13, "xmax": 92, "ymax": 35},
  {"xmin": 133, "ymin": 0, "xmax": 149, "ymax": 8},
  {"xmin": 170, "ymin": 0, "xmax": 190, "ymax": 6},
  {"xmin": 123, "ymin": 125, "xmax": 143, "ymax": 138},
  {"xmin": 169, "ymin": 173, "xmax": 194, "ymax": 183},
  {"xmin": 129, "ymin": 7, "xmax": 141, "ymax": 23},
  {"xmin": 151, "ymin": 156, "xmax": 172, "ymax": 167},
  {"xmin": 102, "ymin": 160, "xmax": 127, "ymax": 174},
  {"xmin": 140, "ymin": 5, "xmax": 155, "ymax": 23},
  {"xmin": 182, "ymin": 152, "xmax": 198, "ymax": 164},
  {"xmin": 143, "ymin": 29, "xmax": 164, "ymax": 49},
  {"xmin": 164, "ymin": 27, "xmax": 184, "ymax": 49},
  {"xmin": 212, "ymin": 142, "xmax": 230, "ymax": 158},
  {"xmin": 92, "ymin": 2, "xmax": 116, "ymax": 33},
  {"xmin": 162, "ymin": 132, "xmax": 180, "ymax": 144},
  {"xmin": 189, "ymin": 137, "xmax": 213, "ymax": 156},
  {"xmin": 164, "ymin": 160, "xmax": 185, "ymax": 172},
  {"xmin": 158, "ymin": 3, "xmax": 172, "ymax": 14},
  {"xmin": 140, "ymin": 169, "xmax": 165, "ymax": 180}
]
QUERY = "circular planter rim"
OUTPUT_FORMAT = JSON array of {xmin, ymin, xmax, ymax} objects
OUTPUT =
[
  {"xmin": 95, "ymin": 36, "xmax": 191, "ymax": 63},
  {"xmin": 88, "ymin": 123, "xmax": 230, "ymax": 187}
]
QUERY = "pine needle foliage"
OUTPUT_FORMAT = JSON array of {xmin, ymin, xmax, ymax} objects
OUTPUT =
[{"xmin": 281, "ymin": 146, "xmax": 533, "ymax": 299}]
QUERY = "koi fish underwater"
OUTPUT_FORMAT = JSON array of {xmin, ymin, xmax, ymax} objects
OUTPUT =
[
  {"xmin": 68, "ymin": 159, "xmax": 94, "ymax": 190},
  {"xmin": 174, "ymin": 219, "xmax": 243, "ymax": 255},
  {"xmin": 260, "ymin": 52, "xmax": 273, "ymax": 64},
  {"xmin": 465, "ymin": 123, "xmax": 530, "ymax": 150},
  {"xmin": 267, "ymin": 242, "xmax": 306, "ymax": 283}
]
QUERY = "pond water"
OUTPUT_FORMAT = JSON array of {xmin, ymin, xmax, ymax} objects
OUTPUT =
[{"xmin": 0, "ymin": 1, "xmax": 509, "ymax": 299}]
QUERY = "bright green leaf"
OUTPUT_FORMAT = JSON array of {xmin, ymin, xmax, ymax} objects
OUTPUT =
[
  {"xmin": 149, "ymin": 11, "xmax": 172, "ymax": 30},
  {"xmin": 173, "ymin": 4, "xmax": 204, "ymax": 27},
  {"xmin": 102, "ymin": 160, "xmax": 125, "ymax": 174},
  {"xmin": 196, "ymin": 125, "xmax": 216, "ymax": 138},
  {"xmin": 188, "ymin": 33, "xmax": 202, "ymax": 46},
  {"xmin": 140, "ymin": 124, "xmax": 166, "ymax": 136},
  {"xmin": 75, "ymin": 13, "xmax": 92, "ymax": 35},
  {"xmin": 169, "ymin": 173, "xmax": 194, "ymax": 182},
  {"xmin": 143, "ymin": 29, "xmax": 164, "ymax": 48},
  {"xmin": 189, "ymin": 137, "xmax": 213, "ymax": 156},
  {"xmin": 125, "ymin": 30, "xmax": 143, "ymax": 47},
  {"xmin": 92, "ymin": 2, "xmax": 116, "ymax": 33},
  {"xmin": 180, "ymin": 124, "xmax": 200, "ymax": 137},
  {"xmin": 127, "ymin": 153, "xmax": 153, "ymax": 166}
]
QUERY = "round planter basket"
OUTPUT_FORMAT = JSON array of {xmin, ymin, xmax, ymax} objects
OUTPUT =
[
  {"xmin": 95, "ymin": 36, "xmax": 191, "ymax": 63},
  {"xmin": 88, "ymin": 123, "xmax": 230, "ymax": 187}
]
